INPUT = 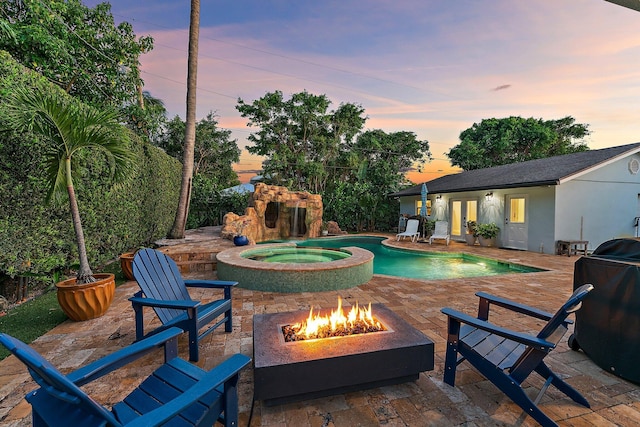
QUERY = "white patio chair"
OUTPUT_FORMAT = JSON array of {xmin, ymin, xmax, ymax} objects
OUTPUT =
[
  {"xmin": 429, "ymin": 221, "xmax": 450, "ymax": 245},
  {"xmin": 396, "ymin": 219, "xmax": 420, "ymax": 242}
]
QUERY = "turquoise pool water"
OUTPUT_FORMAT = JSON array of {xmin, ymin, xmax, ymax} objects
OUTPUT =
[
  {"xmin": 242, "ymin": 246, "xmax": 351, "ymax": 263},
  {"xmin": 287, "ymin": 236, "xmax": 543, "ymax": 280}
]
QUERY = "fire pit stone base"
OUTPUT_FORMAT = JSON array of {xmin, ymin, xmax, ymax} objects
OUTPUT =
[{"xmin": 253, "ymin": 304, "xmax": 434, "ymax": 406}]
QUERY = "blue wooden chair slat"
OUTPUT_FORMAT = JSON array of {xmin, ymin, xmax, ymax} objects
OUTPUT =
[
  {"xmin": 441, "ymin": 284, "xmax": 594, "ymax": 427},
  {"xmin": 0, "ymin": 328, "xmax": 250, "ymax": 427},
  {"xmin": 130, "ymin": 248, "xmax": 237, "ymax": 361},
  {"xmin": 482, "ymin": 335, "xmax": 524, "ymax": 368},
  {"xmin": 460, "ymin": 326, "xmax": 526, "ymax": 370}
]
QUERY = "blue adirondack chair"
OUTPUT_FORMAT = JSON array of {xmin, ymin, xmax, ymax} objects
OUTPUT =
[
  {"xmin": 0, "ymin": 327, "xmax": 250, "ymax": 427},
  {"xmin": 130, "ymin": 248, "xmax": 236, "ymax": 362},
  {"xmin": 441, "ymin": 283, "xmax": 593, "ymax": 427}
]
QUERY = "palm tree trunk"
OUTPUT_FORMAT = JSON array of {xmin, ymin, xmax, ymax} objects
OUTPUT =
[
  {"xmin": 66, "ymin": 159, "xmax": 94, "ymax": 284},
  {"xmin": 169, "ymin": 0, "xmax": 200, "ymax": 239}
]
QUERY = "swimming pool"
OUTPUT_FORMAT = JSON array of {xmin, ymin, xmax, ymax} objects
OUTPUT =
[{"xmin": 292, "ymin": 236, "xmax": 543, "ymax": 280}]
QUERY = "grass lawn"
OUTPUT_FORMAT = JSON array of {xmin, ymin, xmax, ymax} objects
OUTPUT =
[{"xmin": 0, "ymin": 260, "xmax": 128, "ymax": 360}]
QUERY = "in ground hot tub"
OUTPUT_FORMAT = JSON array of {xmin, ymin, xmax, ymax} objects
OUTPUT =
[
  {"xmin": 243, "ymin": 246, "xmax": 351, "ymax": 263},
  {"xmin": 216, "ymin": 243, "xmax": 374, "ymax": 292}
]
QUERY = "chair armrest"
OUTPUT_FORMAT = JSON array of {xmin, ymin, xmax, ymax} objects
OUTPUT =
[
  {"xmin": 441, "ymin": 307, "xmax": 556, "ymax": 351},
  {"xmin": 184, "ymin": 279, "xmax": 237, "ymax": 289},
  {"xmin": 67, "ymin": 328, "xmax": 183, "ymax": 386},
  {"xmin": 129, "ymin": 296, "xmax": 200, "ymax": 310},
  {"xmin": 475, "ymin": 292, "xmax": 554, "ymax": 321},
  {"xmin": 123, "ymin": 354, "xmax": 251, "ymax": 427}
]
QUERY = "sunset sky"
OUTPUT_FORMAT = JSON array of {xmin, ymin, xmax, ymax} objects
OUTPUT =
[{"xmin": 85, "ymin": 0, "xmax": 640, "ymax": 184}]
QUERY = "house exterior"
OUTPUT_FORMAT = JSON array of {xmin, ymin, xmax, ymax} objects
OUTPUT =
[{"xmin": 390, "ymin": 143, "xmax": 640, "ymax": 254}]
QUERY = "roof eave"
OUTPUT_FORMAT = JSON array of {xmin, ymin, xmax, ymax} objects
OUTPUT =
[{"xmin": 391, "ymin": 180, "xmax": 559, "ymax": 197}]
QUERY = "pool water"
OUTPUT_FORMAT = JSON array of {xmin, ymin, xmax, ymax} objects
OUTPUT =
[
  {"xmin": 242, "ymin": 246, "xmax": 351, "ymax": 263},
  {"xmin": 289, "ymin": 236, "xmax": 543, "ymax": 280}
]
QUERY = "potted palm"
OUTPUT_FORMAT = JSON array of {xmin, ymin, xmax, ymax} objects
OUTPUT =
[
  {"xmin": 476, "ymin": 223, "xmax": 500, "ymax": 247},
  {"xmin": 4, "ymin": 86, "xmax": 134, "ymax": 321}
]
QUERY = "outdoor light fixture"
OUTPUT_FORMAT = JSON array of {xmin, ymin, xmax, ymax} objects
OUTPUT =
[{"xmin": 485, "ymin": 192, "xmax": 493, "ymax": 201}]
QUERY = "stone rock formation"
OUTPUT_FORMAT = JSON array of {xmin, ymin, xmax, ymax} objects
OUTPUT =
[
  {"xmin": 222, "ymin": 183, "xmax": 323, "ymax": 244},
  {"xmin": 327, "ymin": 221, "xmax": 347, "ymax": 235}
]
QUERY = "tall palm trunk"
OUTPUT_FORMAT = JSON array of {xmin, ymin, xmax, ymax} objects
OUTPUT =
[
  {"xmin": 169, "ymin": 0, "xmax": 200, "ymax": 239},
  {"xmin": 66, "ymin": 158, "xmax": 94, "ymax": 283}
]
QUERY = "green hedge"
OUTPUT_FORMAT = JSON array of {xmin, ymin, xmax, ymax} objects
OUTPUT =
[{"xmin": 0, "ymin": 50, "xmax": 181, "ymax": 281}]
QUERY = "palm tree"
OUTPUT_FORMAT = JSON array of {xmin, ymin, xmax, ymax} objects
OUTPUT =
[
  {"xmin": 0, "ymin": 19, "xmax": 17, "ymax": 44},
  {"xmin": 169, "ymin": 0, "xmax": 200, "ymax": 239},
  {"xmin": 4, "ymin": 86, "xmax": 134, "ymax": 284}
]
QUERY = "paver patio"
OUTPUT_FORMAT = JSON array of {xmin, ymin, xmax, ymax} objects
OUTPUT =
[{"xmin": 1, "ymin": 230, "xmax": 640, "ymax": 426}]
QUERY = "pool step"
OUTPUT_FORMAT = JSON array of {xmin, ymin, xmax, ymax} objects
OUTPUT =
[{"xmin": 159, "ymin": 248, "xmax": 221, "ymax": 275}]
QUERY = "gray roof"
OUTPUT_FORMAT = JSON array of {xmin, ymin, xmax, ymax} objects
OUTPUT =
[{"xmin": 391, "ymin": 142, "xmax": 640, "ymax": 197}]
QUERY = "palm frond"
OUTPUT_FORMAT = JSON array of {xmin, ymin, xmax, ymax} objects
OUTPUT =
[{"xmin": 4, "ymin": 86, "xmax": 135, "ymax": 201}]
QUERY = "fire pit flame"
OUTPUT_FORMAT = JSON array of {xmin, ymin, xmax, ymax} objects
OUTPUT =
[{"xmin": 282, "ymin": 297, "xmax": 385, "ymax": 342}]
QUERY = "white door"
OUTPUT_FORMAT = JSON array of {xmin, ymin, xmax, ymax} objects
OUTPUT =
[
  {"xmin": 451, "ymin": 201, "xmax": 462, "ymax": 239},
  {"xmin": 450, "ymin": 199, "xmax": 478, "ymax": 240},
  {"xmin": 504, "ymin": 195, "xmax": 527, "ymax": 250}
]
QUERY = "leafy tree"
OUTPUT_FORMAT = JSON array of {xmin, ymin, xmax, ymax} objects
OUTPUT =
[
  {"xmin": 325, "ymin": 129, "xmax": 430, "ymax": 231},
  {"xmin": 236, "ymin": 90, "xmax": 367, "ymax": 193},
  {"xmin": 0, "ymin": 0, "xmax": 153, "ymax": 128},
  {"xmin": 0, "ymin": 18, "xmax": 16, "ymax": 43},
  {"xmin": 447, "ymin": 116, "xmax": 589, "ymax": 170},
  {"xmin": 170, "ymin": 0, "xmax": 200, "ymax": 239},
  {"xmin": 3, "ymin": 86, "xmax": 134, "ymax": 284},
  {"xmin": 158, "ymin": 113, "xmax": 241, "ymax": 227},
  {"xmin": 159, "ymin": 113, "xmax": 240, "ymax": 188},
  {"xmin": 187, "ymin": 187, "xmax": 250, "ymax": 229},
  {"xmin": 348, "ymin": 129, "xmax": 430, "ymax": 188},
  {"xmin": 124, "ymin": 91, "xmax": 167, "ymax": 144},
  {"xmin": 238, "ymin": 90, "xmax": 430, "ymax": 232}
]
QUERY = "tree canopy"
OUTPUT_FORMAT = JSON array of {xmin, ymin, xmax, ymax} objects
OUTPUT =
[
  {"xmin": 0, "ymin": 0, "xmax": 152, "ymax": 107},
  {"xmin": 236, "ymin": 90, "xmax": 367, "ymax": 194},
  {"xmin": 158, "ymin": 112, "xmax": 240, "ymax": 190},
  {"xmin": 326, "ymin": 128, "xmax": 431, "ymax": 231},
  {"xmin": 237, "ymin": 90, "xmax": 431, "ymax": 231},
  {"xmin": 447, "ymin": 116, "xmax": 590, "ymax": 170},
  {"xmin": 0, "ymin": 0, "xmax": 155, "ymax": 139}
]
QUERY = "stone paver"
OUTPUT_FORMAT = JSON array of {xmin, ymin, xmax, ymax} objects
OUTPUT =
[{"xmin": 1, "ymin": 232, "xmax": 639, "ymax": 426}]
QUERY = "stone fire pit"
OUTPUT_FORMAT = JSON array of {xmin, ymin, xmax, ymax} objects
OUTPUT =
[{"xmin": 253, "ymin": 304, "xmax": 434, "ymax": 406}]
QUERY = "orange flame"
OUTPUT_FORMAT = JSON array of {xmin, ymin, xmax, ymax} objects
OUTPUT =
[{"xmin": 290, "ymin": 297, "xmax": 384, "ymax": 339}]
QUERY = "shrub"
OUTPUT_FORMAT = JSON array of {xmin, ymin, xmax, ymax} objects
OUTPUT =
[
  {"xmin": 0, "ymin": 51, "xmax": 181, "ymax": 296},
  {"xmin": 476, "ymin": 223, "xmax": 500, "ymax": 239}
]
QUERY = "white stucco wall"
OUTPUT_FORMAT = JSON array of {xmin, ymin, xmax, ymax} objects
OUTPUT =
[
  {"xmin": 555, "ymin": 153, "xmax": 640, "ymax": 252},
  {"xmin": 398, "ymin": 197, "xmax": 419, "ymax": 216},
  {"xmin": 399, "ymin": 186, "xmax": 558, "ymax": 254},
  {"xmin": 520, "ymin": 187, "xmax": 556, "ymax": 254}
]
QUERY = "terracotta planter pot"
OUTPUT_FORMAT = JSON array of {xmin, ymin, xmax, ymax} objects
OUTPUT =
[
  {"xmin": 56, "ymin": 273, "xmax": 115, "ymax": 321},
  {"xmin": 119, "ymin": 252, "xmax": 136, "ymax": 281}
]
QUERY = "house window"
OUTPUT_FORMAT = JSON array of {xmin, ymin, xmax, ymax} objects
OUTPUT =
[
  {"xmin": 466, "ymin": 200, "xmax": 477, "ymax": 222},
  {"xmin": 416, "ymin": 200, "xmax": 431, "ymax": 216},
  {"xmin": 509, "ymin": 198, "xmax": 526, "ymax": 223}
]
